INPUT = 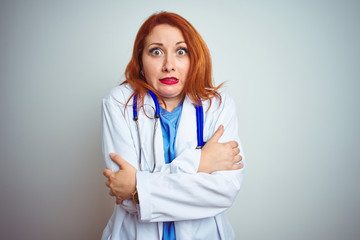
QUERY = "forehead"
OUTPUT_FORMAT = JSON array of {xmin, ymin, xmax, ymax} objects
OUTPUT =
[{"xmin": 144, "ymin": 24, "xmax": 185, "ymax": 45}]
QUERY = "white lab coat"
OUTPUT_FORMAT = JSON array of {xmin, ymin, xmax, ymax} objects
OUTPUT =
[{"xmin": 101, "ymin": 84, "xmax": 245, "ymax": 240}]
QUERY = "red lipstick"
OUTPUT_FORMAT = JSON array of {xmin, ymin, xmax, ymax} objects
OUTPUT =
[{"xmin": 159, "ymin": 77, "xmax": 179, "ymax": 85}]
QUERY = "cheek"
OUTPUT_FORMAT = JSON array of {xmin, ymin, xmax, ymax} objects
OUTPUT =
[
  {"xmin": 142, "ymin": 57, "xmax": 161, "ymax": 77},
  {"xmin": 181, "ymin": 60, "xmax": 190, "ymax": 78},
  {"xmin": 144, "ymin": 68, "xmax": 157, "ymax": 83},
  {"xmin": 142, "ymin": 61, "xmax": 156, "ymax": 79}
]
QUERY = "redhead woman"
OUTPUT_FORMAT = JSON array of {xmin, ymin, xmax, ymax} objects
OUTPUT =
[{"xmin": 102, "ymin": 12, "xmax": 245, "ymax": 240}]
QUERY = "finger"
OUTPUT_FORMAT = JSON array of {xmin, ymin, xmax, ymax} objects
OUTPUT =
[
  {"xmin": 232, "ymin": 163, "xmax": 244, "ymax": 170},
  {"xmin": 228, "ymin": 141, "xmax": 239, "ymax": 148},
  {"xmin": 233, "ymin": 155, "xmax": 242, "ymax": 163},
  {"xmin": 110, "ymin": 153, "xmax": 129, "ymax": 169},
  {"xmin": 207, "ymin": 125, "xmax": 224, "ymax": 143},
  {"xmin": 232, "ymin": 147, "xmax": 240, "ymax": 156},
  {"xmin": 116, "ymin": 195, "xmax": 123, "ymax": 205},
  {"xmin": 105, "ymin": 180, "xmax": 110, "ymax": 188},
  {"xmin": 103, "ymin": 169, "xmax": 113, "ymax": 178}
]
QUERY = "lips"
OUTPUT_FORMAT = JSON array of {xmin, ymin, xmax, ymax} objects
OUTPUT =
[{"xmin": 159, "ymin": 77, "xmax": 179, "ymax": 85}]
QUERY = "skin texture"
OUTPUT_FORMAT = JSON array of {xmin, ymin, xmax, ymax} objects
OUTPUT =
[
  {"xmin": 103, "ymin": 25, "xmax": 243, "ymax": 204},
  {"xmin": 103, "ymin": 153, "xmax": 137, "ymax": 204},
  {"xmin": 142, "ymin": 24, "xmax": 190, "ymax": 112},
  {"xmin": 198, "ymin": 125, "xmax": 243, "ymax": 173}
]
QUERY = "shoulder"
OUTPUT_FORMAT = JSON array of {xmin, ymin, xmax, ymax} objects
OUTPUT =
[
  {"xmin": 203, "ymin": 90, "xmax": 236, "ymax": 114},
  {"xmin": 216, "ymin": 90, "xmax": 235, "ymax": 106},
  {"xmin": 102, "ymin": 83, "xmax": 134, "ymax": 106}
]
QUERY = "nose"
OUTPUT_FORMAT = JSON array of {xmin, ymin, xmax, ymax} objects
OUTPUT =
[{"xmin": 162, "ymin": 54, "xmax": 175, "ymax": 72}]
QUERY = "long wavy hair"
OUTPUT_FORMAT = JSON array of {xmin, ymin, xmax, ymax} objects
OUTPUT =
[{"xmin": 122, "ymin": 11, "xmax": 222, "ymax": 109}]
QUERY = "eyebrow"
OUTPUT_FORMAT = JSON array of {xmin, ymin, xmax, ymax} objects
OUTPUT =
[{"xmin": 147, "ymin": 41, "xmax": 186, "ymax": 47}]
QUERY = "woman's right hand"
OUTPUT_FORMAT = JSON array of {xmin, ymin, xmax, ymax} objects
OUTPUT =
[{"xmin": 198, "ymin": 125, "xmax": 243, "ymax": 173}]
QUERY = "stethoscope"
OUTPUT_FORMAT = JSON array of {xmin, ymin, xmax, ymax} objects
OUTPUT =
[{"xmin": 133, "ymin": 90, "xmax": 204, "ymax": 172}]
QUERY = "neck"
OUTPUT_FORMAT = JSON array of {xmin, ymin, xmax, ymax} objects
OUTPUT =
[{"xmin": 160, "ymin": 97, "xmax": 183, "ymax": 113}]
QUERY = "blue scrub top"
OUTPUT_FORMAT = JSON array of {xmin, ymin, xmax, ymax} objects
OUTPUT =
[
  {"xmin": 159, "ymin": 102, "xmax": 183, "ymax": 164},
  {"xmin": 159, "ymin": 101, "xmax": 183, "ymax": 240}
]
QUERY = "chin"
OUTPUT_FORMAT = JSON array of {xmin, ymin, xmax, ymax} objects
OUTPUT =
[{"xmin": 159, "ymin": 91, "xmax": 182, "ymax": 100}]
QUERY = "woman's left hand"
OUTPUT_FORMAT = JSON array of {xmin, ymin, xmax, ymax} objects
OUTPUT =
[{"xmin": 103, "ymin": 153, "xmax": 137, "ymax": 204}]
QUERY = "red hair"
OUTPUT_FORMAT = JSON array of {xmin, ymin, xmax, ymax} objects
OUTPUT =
[{"xmin": 122, "ymin": 11, "xmax": 222, "ymax": 109}]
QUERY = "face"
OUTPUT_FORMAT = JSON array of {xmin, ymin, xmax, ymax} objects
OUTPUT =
[{"xmin": 142, "ymin": 24, "xmax": 190, "ymax": 107}]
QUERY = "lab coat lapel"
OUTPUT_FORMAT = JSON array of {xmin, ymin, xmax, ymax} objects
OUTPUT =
[
  {"xmin": 137, "ymin": 93, "xmax": 165, "ymax": 172},
  {"xmin": 175, "ymin": 96, "xmax": 197, "ymax": 155}
]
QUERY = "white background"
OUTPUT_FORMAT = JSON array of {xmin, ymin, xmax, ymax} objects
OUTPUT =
[{"xmin": 1, "ymin": 0, "xmax": 359, "ymax": 239}]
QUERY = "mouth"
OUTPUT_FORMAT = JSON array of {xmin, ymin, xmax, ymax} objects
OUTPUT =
[{"xmin": 159, "ymin": 77, "xmax": 179, "ymax": 85}]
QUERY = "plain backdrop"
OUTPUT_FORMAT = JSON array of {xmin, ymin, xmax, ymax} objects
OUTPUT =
[{"xmin": 1, "ymin": 0, "xmax": 359, "ymax": 239}]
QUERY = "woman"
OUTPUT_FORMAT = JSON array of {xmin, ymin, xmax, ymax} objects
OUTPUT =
[{"xmin": 102, "ymin": 12, "xmax": 245, "ymax": 240}]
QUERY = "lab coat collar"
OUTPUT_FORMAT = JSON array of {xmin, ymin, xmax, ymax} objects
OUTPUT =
[{"xmin": 175, "ymin": 95, "xmax": 198, "ymax": 155}]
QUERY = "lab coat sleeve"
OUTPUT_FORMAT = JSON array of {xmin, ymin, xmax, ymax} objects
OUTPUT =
[
  {"xmin": 159, "ymin": 149, "xmax": 201, "ymax": 174},
  {"xmin": 136, "ymin": 94, "xmax": 245, "ymax": 222},
  {"xmin": 102, "ymin": 91, "xmax": 142, "ymax": 214},
  {"xmin": 102, "ymin": 93, "xmax": 137, "ymax": 172}
]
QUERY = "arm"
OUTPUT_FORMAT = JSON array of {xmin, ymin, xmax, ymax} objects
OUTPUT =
[
  {"xmin": 102, "ymin": 89, "xmax": 234, "ymax": 211},
  {"xmin": 103, "ymin": 89, "xmax": 245, "ymax": 221},
  {"xmin": 136, "ymin": 95, "xmax": 245, "ymax": 222},
  {"xmin": 102, "ymin": 92, "xmax": 141, "ymax": 213}
]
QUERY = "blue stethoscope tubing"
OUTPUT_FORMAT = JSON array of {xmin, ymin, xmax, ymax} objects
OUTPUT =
[
  {"xmin": 133, "ymin": 90, "xmax": 204, "ymax": 172},
  {"xmin": 195, "ymin": 102, "xmax": 204, "ymax": 148}
]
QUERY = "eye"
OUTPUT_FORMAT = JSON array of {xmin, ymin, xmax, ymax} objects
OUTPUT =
[
  {"xmin": 150, "ymin": 48, "xmax": 162, "ymax": 56},
  {"xmin": 177, "ymin": 48, "xmax": 188, "ymax": 56}
]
